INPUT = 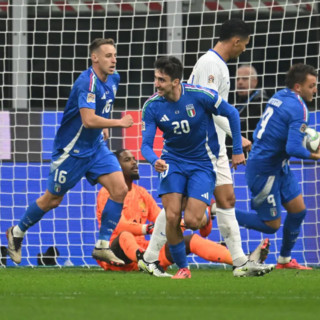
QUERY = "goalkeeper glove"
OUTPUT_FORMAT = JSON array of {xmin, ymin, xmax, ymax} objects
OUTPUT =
[{"xmin": 142, "ymin": 223, "xmax": 154, "ymax": 235}]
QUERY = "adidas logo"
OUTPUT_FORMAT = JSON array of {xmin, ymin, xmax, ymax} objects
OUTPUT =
[
  {"xmin": 201, "ymin": 192, "xmax": 209, "ymax": 200},
  {"xmin": 160, "ymin": 114, "xmax": 169, "ymax": 122},
  {"xmin": 101, "ymin": 93, "xmax": 106, "ymax": 100}
]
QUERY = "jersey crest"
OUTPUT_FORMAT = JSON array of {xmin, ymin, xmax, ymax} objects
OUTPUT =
[
  {"xmin": 186, "ymin": 104, "xmax": 196, "ymax": 117},
  {"xmin": 208, "ymin": 75, "xmax": 214, "ymax": 84}
]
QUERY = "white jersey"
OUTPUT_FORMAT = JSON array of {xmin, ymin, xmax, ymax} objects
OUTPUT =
[{"xmin": 188, "ymin": 49, "xmax": 232, "ymax": 156}]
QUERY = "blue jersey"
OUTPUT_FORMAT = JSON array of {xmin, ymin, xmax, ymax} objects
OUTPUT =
[
  {"xmin": 52, "ymin": 67, "xmax": 120, "ymax": 158},
  {"xmin": 141, "ymin": 83, "xmax": 242, "ymax": 165},
  {"xmin": 249, "ymin": 88, "xmax": 311, "ymax": 172}
]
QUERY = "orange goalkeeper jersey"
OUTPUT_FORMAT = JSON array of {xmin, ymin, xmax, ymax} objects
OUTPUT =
[{"xmin": 96, "ymin": 183, "xmax": 161, "ymax": 245}]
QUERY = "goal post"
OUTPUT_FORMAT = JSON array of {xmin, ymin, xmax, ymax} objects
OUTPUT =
[{"xmin": 0, "ymin": 0, "xmax": 319, "ymax": 267}]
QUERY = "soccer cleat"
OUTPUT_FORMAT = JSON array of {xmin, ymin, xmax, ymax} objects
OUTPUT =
[
  {"xmin": 172, "ymin": 267, "xmax": 191, "ymax": 279},
  {"xmin": 138, "ymin": 258, "xmax": 172, "ymax": 277},
  {"xmin": 6, "ymin": 226, "xmax": 23, "ymax": 264},
  {"xmin": 199, "ymin": 209, "xmax": 212, "ymax": 238},
  {"xmin": 276, "ymin": 258, "xmax": 312, "ymax": 270},
  {"xmin": 92, "ymin": 247, "xmax": 125, "ymax": 266},
  {"xmin": 249, "ymin": 238, "xmax": 270, "ymax": 263},
  {"xmin": 233, "ymin": 260, "xmax": 274, "ymax": 277}
]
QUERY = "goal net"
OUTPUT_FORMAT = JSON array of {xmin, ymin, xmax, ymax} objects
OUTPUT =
[{"xmin": 0, "ymin": 0, "xmax": 319, "ymax": 267}]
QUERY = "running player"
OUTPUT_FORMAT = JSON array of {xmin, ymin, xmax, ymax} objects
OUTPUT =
[
  {"xmin": 235, "ymin": 63, "xmax": 318, "ymax": 270},
  {"xmin": 6, "ymin": 38, "xmax": 133, "ymax": 266},
  {"xmin": 140, "ymin": 56, "xmax": 272, "ymax": 278}
]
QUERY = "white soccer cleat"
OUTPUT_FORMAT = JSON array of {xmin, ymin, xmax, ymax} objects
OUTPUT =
[
  {"xmin": 6, "ymin": 226, "xmax": 23, "ymax": 264},
  {"xmin": 233, "ymin": 260, "xmax": 274, "ymax": 277},
  {"xmin": 138, "ymin": 258, "xmax": 172, "ymax": 277},
  {"xmin": 249, "ymin": 238, "xmax": 270, "ymax": 263},
  {"xmin": 92, "ymin": 247, "xmax": 125, "ymax": 266}
]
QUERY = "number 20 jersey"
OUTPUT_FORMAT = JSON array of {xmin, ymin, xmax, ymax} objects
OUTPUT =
[{"xmin": 141, "ymin": 83, "xmax": 239, "ymax": 166}]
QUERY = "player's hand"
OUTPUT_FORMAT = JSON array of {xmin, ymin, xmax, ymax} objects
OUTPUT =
[
  {"xmin": 242, "ymin": 136, "xmax": 252, "ymax": 152},
  {"xmin": 102, "ymin": 128, "xmax": 109, "ymax": 140},
  {"xmin": 154, "ymin": 159, "xmax": 168, "ymax": 173},
  {"xmin": 120, "ymin": 114, "xmax": 134, "ymax": 128},
  {"xmin": 231, "ymin": 153, "xmax": 246, "ymax": 170},
  {"xmin": 146, "ymin": 223, "xmax": 154, "ymax": 234}
]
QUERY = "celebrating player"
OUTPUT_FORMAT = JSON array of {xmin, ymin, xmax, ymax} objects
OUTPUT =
[
  {"xmin": 235, "ymin": 63, "xmax": 319, "ymax": 269},
  {"xmin": 95, "ymin": 149, "xmax": 236, "ymax": 276},
  {"xmin": 187, "ymin": 19, "xmax": 271, "ymax": 275},
  {"xmin": 6, "ymin": 38, "xmax": 133, "ymax": 266},
  {"xmin": 140, "ymin": 56, "xmax": 272, "ymax": 279}
]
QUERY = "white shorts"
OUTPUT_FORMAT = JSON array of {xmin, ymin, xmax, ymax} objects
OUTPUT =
[{"xmin": 215, "ymin": 152, "xmax": 233, "ymax": 186}]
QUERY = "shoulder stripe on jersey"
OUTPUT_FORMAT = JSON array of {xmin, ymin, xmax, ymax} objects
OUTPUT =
[
  {"xmin": 184, "ymin": 84, "xmax": 216, "ymax": 100},
  {"xmin": 294, "ymin": 92, "xmax": 309, "ymax": 122},
  {"xmin": 142, "ymin": 93, "xmax": 160, "ymax": 117},
  {"xmin": 89, "ymin": 72, "xmax": 97, "ymax": 93}
]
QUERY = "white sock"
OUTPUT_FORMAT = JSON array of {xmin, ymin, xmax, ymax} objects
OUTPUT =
[
  {"xmin": 144, "ymin": 208, "xmax": 167, "ymax": 263},
  {"xmin": 95, "ymin": 240, "xmax": 109, "ymax": 249},
  {"xmin": 216, "ymin": 207, "xmax": 247, "ymax": 267},
  {"xmin": 13, "ymin": 225, "xmax": 25, "ymax": 238},
  {"xmin": 277, "ymin": 256, "xmax": 291, "ymax": 264}
]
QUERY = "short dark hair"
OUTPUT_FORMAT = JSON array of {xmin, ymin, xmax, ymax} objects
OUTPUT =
[
  {"xmin": 89, "ymin": 38, "xmax": 115, "ymax": 54},
  {"xmin": 219, "ymin": 19, "xmax": 251, "ymax": 41},
  {"xmin": 154, "ymin": 56, "xmax": 183, "ymax": 81},
  {"xmin": 114, "ymin": 149, "xmax": 127, "ymax": 160},
  {"xmin": 285, "ymin": 63, "xmax": 318, "ymax": 89}
]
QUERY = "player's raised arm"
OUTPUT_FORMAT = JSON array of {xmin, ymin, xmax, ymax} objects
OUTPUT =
[{"xmin": 80, "ymin": 108, "xmax": 133, "ymax": 129}]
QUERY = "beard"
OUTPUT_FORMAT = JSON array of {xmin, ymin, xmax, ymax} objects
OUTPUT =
[{"xmin": 130, "ymin": 173, "xmax": 140, "ymax": 180}]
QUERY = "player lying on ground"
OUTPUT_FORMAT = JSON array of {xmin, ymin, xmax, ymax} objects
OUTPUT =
[
  {"xmin": 94, "ymin": 149, "xmax": 246, "ymax": 276},
  {"xmin": 235, "ymin": 63, "xmax": 319, "ymax": 270},
  {"xmin": 6, "ymin": 38, "xmax": 133, "ymax": 266}
]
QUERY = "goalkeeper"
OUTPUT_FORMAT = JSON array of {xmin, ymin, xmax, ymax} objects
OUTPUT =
[{"xmin": 95, "ymin": 149, "xmax": 235, "ymax": 275}]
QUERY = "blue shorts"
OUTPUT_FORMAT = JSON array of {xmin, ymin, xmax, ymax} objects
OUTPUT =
[
  {"xmin": 246, "ymin": 163, "xmax": 301, "ymax": 221},
  {"xmin": 158, "ymin": 158, "xmax": 216, "ymax": 205},
  {"xmin": 47, "ymin": 144, "xmax": 121, "ymax": 196}
]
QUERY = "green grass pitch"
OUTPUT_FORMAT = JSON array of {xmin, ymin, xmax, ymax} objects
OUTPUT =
[{"xmin": 0, "ymin": 267, "xmax": 319, "ymax": 320}]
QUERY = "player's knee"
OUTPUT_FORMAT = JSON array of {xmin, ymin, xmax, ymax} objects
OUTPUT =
[
  {"xmin": 184, "ymin": 215, "xmax": 202, "ymax": 230},
  {"xmin": 264, "ymin": 219, "xmax": 281, "ymax": 232},
  {"xmin": 50, "ymin": 196, "xmax": 64, "ymax": 209},
  {"xmin": 111, "ymin": 184, "xmax": 128, "ymax": 202},
  {"xmin": 166, "ymin": 210, "xmax": 181, "ymax": 228},
  {"xmin": 216, "ymin": 193, "xmax": 235, "ymax": 209}
]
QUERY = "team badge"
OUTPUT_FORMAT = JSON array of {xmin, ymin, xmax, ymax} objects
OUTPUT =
[
  {"xmin": 87, "ymin": 93, "xmax": 96, "ymax": 103},
  {"xmin": 208, "ymin": 75, "xmax": 214, "ymax": 84},
  {"xmin": 270, "ymin": 207, "xmax": 277, "ymax": 217},
  {"xmin": 186, "ymin": 104, "xmax": 196, "ymax": 117},
  {"xmin": 54, "ymin": 183, "xmax": 61, "ymax": 193}
]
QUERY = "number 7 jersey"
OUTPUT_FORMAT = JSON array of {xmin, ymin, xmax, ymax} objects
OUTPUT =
[{"xmin": 249, "ymin": 88, "xmax": 311, "ymax": 172}]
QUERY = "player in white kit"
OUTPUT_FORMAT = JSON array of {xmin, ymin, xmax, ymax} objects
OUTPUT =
[{"xmin": 188, "ymin": 19, "xmax": 271, "ymax": 275}]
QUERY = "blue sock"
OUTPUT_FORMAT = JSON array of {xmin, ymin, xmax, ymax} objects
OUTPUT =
[
  {"xmin": 18, "ymin": 202, "xmax": 46, "ymax": 232},
  {"xmin": 99, "ymin": 199, "xmax": 123, "ymax": 241},
  {"xmin": 280, "ymin": 209, "xmax": 306, "ymax": 257},
  {"xmin": 235, "ymin": 209, "xmax": 277, "ymax": 234},
  {"xmin": 169, "ymin": 240, "xmax": 188, "ymax": 269}
]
